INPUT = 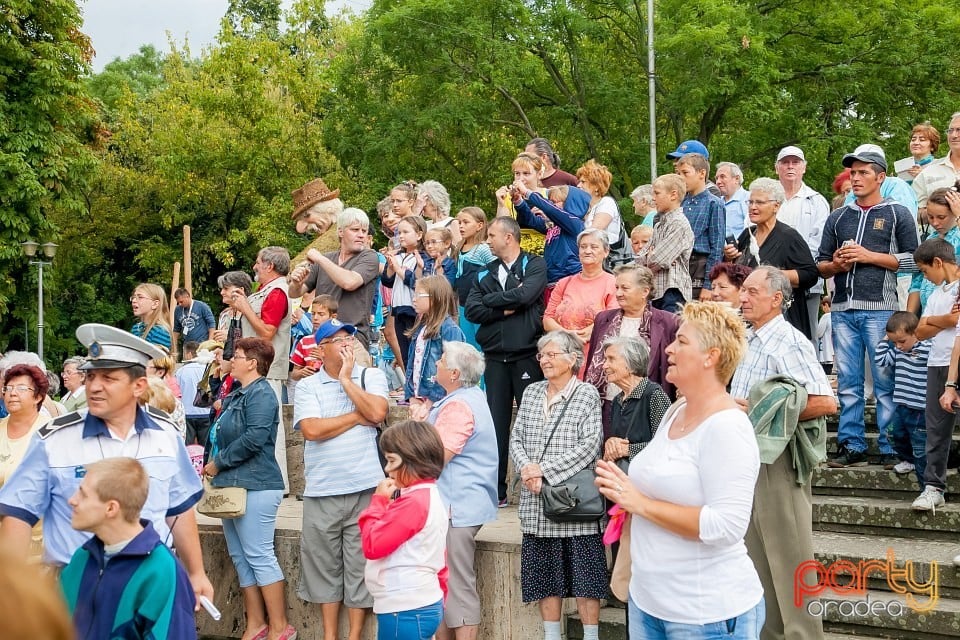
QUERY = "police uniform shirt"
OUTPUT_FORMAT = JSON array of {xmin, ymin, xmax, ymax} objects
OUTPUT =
[{"xmin": 0, "ymin": 405, "xmax": 203, "ymax": 566}]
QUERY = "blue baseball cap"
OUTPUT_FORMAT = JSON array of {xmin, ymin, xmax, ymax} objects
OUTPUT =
[
  {"xmin": 314, "ymin": 318, "xmax": 357, "ymax": 342},
  {"xmin": 666, "ymin": 139, "xmax": 709, "ymax": 160}
]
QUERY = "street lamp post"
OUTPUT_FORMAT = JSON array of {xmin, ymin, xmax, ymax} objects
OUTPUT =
[{"xmin": 21, "ymin": 241, "xmax": 58, "ymax": 363}]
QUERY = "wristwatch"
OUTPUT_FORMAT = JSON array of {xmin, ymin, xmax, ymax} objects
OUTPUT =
[{"xmin": 946, "ymin": 381, "xmax": 958, "ymax": 389}]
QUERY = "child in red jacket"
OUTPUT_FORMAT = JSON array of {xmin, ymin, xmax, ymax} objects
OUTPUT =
[{"xmin": 359, "ymin": 421, "xmax": 448, "ymax": 640}]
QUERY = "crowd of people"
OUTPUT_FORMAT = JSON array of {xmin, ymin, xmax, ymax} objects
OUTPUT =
[{"xmin": 1, "ymin": 119, "xmax": 960, "ymax": 640}]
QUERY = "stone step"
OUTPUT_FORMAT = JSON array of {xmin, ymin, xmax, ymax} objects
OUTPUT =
[
  {"xmin": 826, "ymin": 405, "xmax": 876, "ymax": 431},
  {"xmin": 825, "ymin": 432, "xmax": 960, "ymax": 463},
  {"xmin": 813, "ymin": 465, "xmax": 960, "ymax": 499},
  {"xmin": 819, "ymin": 588, "xmax": 960, "ymax": 639},
  {"xmin": 814, "ymin": 494, "xmax": 960, "ymax": 541},
  {"xmin": 812, "ymin": 531, "xmax": 958, "ymax": 598}
]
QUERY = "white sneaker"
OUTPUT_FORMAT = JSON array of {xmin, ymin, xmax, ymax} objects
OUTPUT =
[
  {"xmin": 893, "ymin": 461, "xmax": 915, "ymax": 475},
  {"xmin": 912, "ymin": 486, "xmax": 945, "ymax": 512}
]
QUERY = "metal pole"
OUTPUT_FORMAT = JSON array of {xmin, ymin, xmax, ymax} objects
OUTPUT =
[
  {"xmin": 36, "ymin": 261, "xmax": 44, "ymax": 363},
  {"xmin": 647, "ymin": 0, "xmax": 657, "ymax": 181}
]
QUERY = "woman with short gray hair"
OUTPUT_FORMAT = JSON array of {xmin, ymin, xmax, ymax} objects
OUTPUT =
[
  {"xmin": 601, "ymin": 336, "xmax": 670, "ymax": 470},
  {"xmin": 722, "ymin": 177, "xmax": 819, "ymax": 339},
  {"xmin": 543, "ymin": 231, "xmax": 618, "ymax": 370},
  {"xmin": 428, "ymin": 341, "xmax": 498, "ymax": 639},
  {"xmin": 583, "ymin": 263, "xmax": 679, "ymax": 429},
  {"xmin": 509, "ymin": 330, "xmax": 606, "ymax": 640},
  {"xmin": 418, "ymin": 180, "xmax": 461, "ymax": 245}
]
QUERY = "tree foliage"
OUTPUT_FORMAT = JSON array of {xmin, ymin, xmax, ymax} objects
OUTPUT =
[
  {"xmin": 0, "ymin": 0, "xmax": 97, "ymax": 356},
  {"xmin": 11, "ymin": 0, "xmax": 960, "ymax": 366}
]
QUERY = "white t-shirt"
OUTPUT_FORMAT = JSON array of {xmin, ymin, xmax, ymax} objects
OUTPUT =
[
  {"xmin": 585, "ymin": 196, "xmax": 622, "ymax": 246},
  {"xmin": 926, "ymin": 281, "xmax": 959, "ymax": 366},
  {"xmin": 628, "ymin": 405, "xmax": 763, "ymax": 624}
]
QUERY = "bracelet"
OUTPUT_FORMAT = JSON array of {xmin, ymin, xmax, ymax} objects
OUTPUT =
[{"xmin": 946, "ymin": 382, "xmax": 958, "ymax": 389}]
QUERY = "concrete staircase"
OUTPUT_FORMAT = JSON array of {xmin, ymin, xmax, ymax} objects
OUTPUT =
[{"xmin": 569, "ymin": 406, "xmax": 960, "ymax": 639}]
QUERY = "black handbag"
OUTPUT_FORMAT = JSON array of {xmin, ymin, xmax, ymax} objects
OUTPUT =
[{"xmin": 537, "ymin": 388, "xmax": 605, "ymax": 523}]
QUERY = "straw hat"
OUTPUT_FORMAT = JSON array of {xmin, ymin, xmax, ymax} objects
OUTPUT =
[{"xmin": 292, "ymin": 178, "xmax": 341, "ymax": 219}]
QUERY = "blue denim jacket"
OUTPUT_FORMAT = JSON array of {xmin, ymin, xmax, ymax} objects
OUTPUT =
[
  {"xmin": 404, "ymin": 318, "xmax": 466, "ymax": 402},
  {"xmin": 211, "ymin": 376, "xmax": 284, "ymax": 491}
]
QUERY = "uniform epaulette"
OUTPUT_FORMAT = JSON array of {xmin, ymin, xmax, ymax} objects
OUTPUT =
[
  {"xmin": 145, "ymin": 404, "xmax": 178, "ymax": 429},
  {"xmin": 38, "ymin": 411, "xmax": 84, "ymax": 439}
]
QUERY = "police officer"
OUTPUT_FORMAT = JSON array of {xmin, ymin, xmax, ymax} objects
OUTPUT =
[{"xmin": 0, "ymin": 324, "xmax": 213, "ymax": 604}]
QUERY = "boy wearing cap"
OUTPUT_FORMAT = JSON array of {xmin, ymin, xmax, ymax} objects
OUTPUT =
[
  {"xmin": 674, "ymin": 152, "xmax": 725, "ymax": 300},
  {"xmin": 61, "ymin": 457, "xmax": 197, "ymax": 640},
  {"xmin": 0, "ymin": 324, "xmax": 212, "ymax": 604},
  {"xmin": 293, "ymin": 318, "xmax": 389, "ymax": 640},
  {"xmin": 818, "ymin": 150, "xmax": 920, "ymax": 468}
]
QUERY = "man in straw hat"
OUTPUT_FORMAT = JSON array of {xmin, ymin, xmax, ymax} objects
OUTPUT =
[
  {"xmin": 292, "ymin": 177, "xmax": 344, "ymax": 237},
  {"xmin": 0, "ymin": 324, "xmax": 213, "ymax": 606}
]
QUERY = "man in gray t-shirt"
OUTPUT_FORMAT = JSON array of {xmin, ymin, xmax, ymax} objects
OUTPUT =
[{"xmin": 289, "ymin": 208, "xmax": 380, "ymax": 348}]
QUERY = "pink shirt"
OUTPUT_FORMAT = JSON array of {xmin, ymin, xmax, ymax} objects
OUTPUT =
[{"xmin": 544, "ymin": 272, "xmax": 619, "ymax": 375}]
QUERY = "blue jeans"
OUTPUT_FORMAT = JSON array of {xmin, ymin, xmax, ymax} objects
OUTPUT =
[
  {"xmin": 629, "ymin": 597, "xmax": 764, "ymax": 639},
  {"xmin": 832, "ymin": 309, "xmax": 896, "ymax": 455},
  {"xmin": 376, "ymin": 600, "xmax": 443, "ymax": 640},
  {"xmin": 221, "ymin": 489, "xmax": 284, "ymax": 587},
  {"xmin": 892, "ymin": 405, "xmax": 926, "ymax": 487}
]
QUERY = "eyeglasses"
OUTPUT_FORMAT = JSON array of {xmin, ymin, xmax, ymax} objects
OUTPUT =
[
  {"xmin": 2, "ymin": 385, "xmax": 36, "ymax": 395},
  {"xmin": 535, "ymin": 352, "xmax": 567, "ymax": 361},
  {"xmin": 747, "ymin": 199, "xmax": 775, "ymax": 206},
  {"xmin": 232, "ymin": 354, "xmax": 253, "ymax": 361},
  {"xmin": 129, "ymin": 294, "xmax": 151, "ymax": 302},
  {"xmin": 946, "ymin": 128, "xmax": 960, "ymax": 136},
  {"xmin": 320, "ymin": 336, "xmax": 355, "ymax": 346}
]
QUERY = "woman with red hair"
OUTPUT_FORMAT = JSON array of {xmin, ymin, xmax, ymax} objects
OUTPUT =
[
  {"xmin": 0, "ymin": 364, "xmax": 49, "ymax": 558},
  {"xmin": 831, "ymin": 169, "xmax": 852, "ymax": 210}
]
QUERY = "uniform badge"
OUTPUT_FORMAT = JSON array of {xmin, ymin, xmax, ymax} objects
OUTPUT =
[
  {"xmin": 89, "ymin": 341, "xmax": 102, "ymax": 358},
  {"xmin": 873, "ymin": 219, "xmax": 884, "ymax": 230},
  {"xmin": 75, "ymin": 466, "xmax": 86, "ymax": 478}
]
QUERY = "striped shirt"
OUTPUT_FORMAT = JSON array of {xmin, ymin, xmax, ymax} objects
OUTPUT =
[
  {"xmin": 874, "ymin": 339, "xmax": 930, "ymax": 411},
  {"xmin": 293, "ymin": 365, "xmax": 388, "ymax": 497}
]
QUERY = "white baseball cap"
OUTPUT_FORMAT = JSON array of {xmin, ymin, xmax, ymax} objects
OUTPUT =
[{"xmin": 776, "ymin": 146, "xmax": 806, "ymax": 162}]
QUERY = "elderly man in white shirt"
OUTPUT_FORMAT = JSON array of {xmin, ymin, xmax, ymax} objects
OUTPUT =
[
  {"xmin": 731, "ymin": 266, "xmax": 837, "ymax": 640},
  {"xmin": 775, "ymin": 145, "xmax": 831, "ymax": 334}
]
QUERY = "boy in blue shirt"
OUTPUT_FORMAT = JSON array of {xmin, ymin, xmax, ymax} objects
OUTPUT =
[{"xmin": 61, "ymin": 457, "xmax": 197, "ymax": 640}]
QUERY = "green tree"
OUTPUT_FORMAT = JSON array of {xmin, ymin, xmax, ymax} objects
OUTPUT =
[
  {"xmin": 0, "ymin": 0, "xmax": 97, "ymax": 358},
  {"xmin": 47, "ymin": 4, "xmax": 349, "ymax": 362},
  {"xmin": 85, "ymin": 44, "xmax": 166, "ymax": 114}
]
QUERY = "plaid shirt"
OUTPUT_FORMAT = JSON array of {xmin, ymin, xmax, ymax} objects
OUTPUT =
[
  {"xmin": 510, "ymin": 379, "xmax": 603, "ymax": 537},
  {"xmin": 636, "ymin": 207, "xmax": 693, "ymax": 300},
  {"xmin": 730, "ymin": 315, "xmax": 833, "ymax": 400},
  {"xmin": 683, "ymin": 190, "xmax": 726, "ymax": 288}
]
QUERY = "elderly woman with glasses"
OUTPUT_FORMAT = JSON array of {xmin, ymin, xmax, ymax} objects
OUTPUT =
[
  {"xmin": 427, "ymin": 342, "xmax": 498, "ymax": 640},
  {"xmin": 722, "ymin": 177, "xmax": 819, "ymax": 339},
  {"xmin": 60, "ymin": 357, "xmax": 87, "ymax": 411},
  {"xmin": 0, "ymin": 364, "xmax": 50, "ymax": 558},
  {"xmin": 509, "ymin": 330, "xmax": 605, "ymax": 640}
]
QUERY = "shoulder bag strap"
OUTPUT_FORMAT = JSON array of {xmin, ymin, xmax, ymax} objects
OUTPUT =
[{"xmin": 537, "ymin": 386, "xmax": 583, "ymax": 463}]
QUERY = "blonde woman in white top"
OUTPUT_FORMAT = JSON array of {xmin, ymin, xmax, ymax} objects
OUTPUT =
[{"xmin": 596, "ymin": 302, "xmax": 763, "ymax": 639}]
